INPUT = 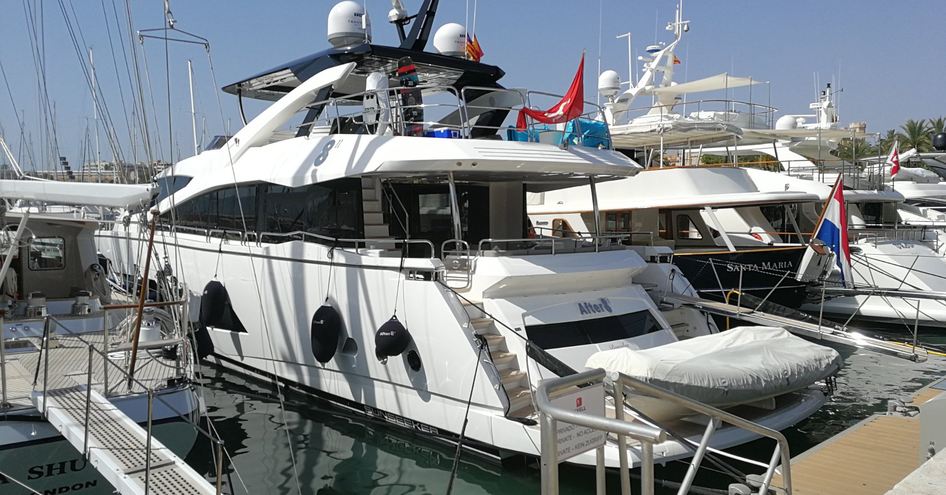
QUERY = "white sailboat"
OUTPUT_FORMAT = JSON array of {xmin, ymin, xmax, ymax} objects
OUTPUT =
[{"xmin": 0, "ymin": 179, "xmax": 207, "ymax": 494}]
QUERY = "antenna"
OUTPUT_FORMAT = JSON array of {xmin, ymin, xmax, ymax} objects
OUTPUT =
[{"xmin": 616, "ymin": 33, "xmax": 635, "ymax": 87}]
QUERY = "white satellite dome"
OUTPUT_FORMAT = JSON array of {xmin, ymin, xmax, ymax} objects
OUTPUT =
[
  {"xmin": 775, "ymin": 114, "xmax": 799, "ymax": 130},
  {"xmin": 433, "ymin": 23, "xmax": 467, "ymax": 57},
  {"xmin": 328, "ymin": 1, "xmax": 372, "ymax": 48},
  {"xmin": 598, "ymin": 70, "xmax": 621, "ymax": 98}
]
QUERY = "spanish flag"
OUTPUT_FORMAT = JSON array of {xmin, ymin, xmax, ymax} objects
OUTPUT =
[{"xmin": 466, "ymin": 34, "xmax": 484, "ymax": 62}]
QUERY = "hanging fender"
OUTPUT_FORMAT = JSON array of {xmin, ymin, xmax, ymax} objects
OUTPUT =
[
  {"xmin": 375, "ymin": 315, "xmax": 412, "ymax": 362},
  {"xmin": 311, "ymin": 304, "xmax": 343, "ymax": 363},
  {"xmin": 193, "ymin": 322, "xmax": 215, "ymax": 360},
  {"xmin": 199, "ymin": 281, "xmax": 246, "ymax": 332}
]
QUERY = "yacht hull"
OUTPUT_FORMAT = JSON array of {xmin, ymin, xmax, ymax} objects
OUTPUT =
[{"xmin": 671, "ymin": 246, "xmax": 810, "ymax": 308}]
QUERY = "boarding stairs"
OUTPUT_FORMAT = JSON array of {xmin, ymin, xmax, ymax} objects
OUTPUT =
[
  {"xmin": 461, "ymin": 298, "xmax": 535, "ymax": 418},
  {"xmin": 33, "ymin": 385, "xmax": 215, "ymax": 495},
  {"xmin": 361, "ymin": 177, "xmax": 397, "ymax": 250}
]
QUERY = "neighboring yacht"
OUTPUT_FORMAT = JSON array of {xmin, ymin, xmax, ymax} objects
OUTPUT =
[
  {"xmin": 528, "ymin": 166, "xmax": 833, "ymax": 308},
  {"xmin": 741, "ymin": 168, "xmax": 946, "ymax": 329},
  {"xmin": 599, "ymin": 2, "xmax": 773, "ymax": 162},
  {"xmin": 96, "ymin": 1, "xmax": 839, "ymax": 469},
  {"xmin": 0, "ymin": 180, "xmax": 204, "ymax": 494}
]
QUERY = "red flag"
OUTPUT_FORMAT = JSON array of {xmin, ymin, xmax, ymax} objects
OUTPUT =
[
  {"xmin": 516, "ymin": 54, "xmax": 584, "ymax": 130},
  {"xmin": 886, "ymin": 141, "xmax": 900, "ymax": 177}
]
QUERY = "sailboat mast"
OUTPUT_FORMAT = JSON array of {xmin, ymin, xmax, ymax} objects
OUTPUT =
[
  {"xmin": 88, "ymin": 47, "xmax": 102, "ymax": 178},
  {"xmin": 188, "ymin": 59, "xmax": 198, "ymax": 156}
]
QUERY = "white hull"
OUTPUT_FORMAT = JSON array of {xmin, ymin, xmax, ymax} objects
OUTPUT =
[
  {"xmin": 805, "ymin": 239, "xmax": 946, "ymax": 328},
  {"xmin": 98, "ymin": 227, "xmax": 828, "ymax": 467}
]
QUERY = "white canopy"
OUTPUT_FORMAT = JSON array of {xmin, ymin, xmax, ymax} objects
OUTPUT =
[
  {"xmin": 651, "ymin": 73, "xmax": 764, "ymax": 96},
  {"xmin": 0, "ymin": 180, "xmax": 155, "ymax": 208},
  {"xmin": 743, "ymin": 128, "xmax": 862, "ymax": 141}
]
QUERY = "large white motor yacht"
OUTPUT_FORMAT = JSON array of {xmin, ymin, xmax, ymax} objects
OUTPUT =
[{"xmin": 97, "ymin": 1, "xmax": 839, "ymax": 469}]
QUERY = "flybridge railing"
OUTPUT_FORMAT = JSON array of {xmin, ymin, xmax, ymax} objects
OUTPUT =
[
  {"xmin": 619, "ymin": 98, "xmax": 777, "ymax": 131},
  {"xmin": 304, "ymin": 84, "xmax": 612, "ymax": 149}
]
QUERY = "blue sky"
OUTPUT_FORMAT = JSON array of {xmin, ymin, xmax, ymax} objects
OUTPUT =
[{"xmin": 0, "ymin": 0, "xmax": 942, "ymax": 169}]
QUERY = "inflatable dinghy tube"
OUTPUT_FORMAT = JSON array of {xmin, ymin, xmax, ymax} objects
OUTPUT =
[
  {"xmin": 375, "ymin": 315, "xmax": 412, "ymax": 362},
  {"xmin": 311, "ymin": 304, "xmax": 343, "ymax": 363}
]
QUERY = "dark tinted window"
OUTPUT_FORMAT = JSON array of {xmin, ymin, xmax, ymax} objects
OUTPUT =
[
  {"xmin": 525, "ymin": 310, "xmax": 662, "ymax": 350},
  {"xmin": 165, "ymin": 179, "xmax": 362, "ymax": 241},
  {"xmin": 154, "ymin": 175, "xmax": 192, "ymax": 204}
]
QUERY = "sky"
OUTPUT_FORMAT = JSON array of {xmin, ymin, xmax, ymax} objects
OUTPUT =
[{"xmin": 0, "ymin": 0, "xmax": 943, "ymax": 170}]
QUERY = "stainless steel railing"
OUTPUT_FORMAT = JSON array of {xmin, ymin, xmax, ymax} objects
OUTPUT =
[
  {"xmin": 536, "ymin": 368, "xmax": 793, "ymax": 495},
  {"xmin": 478, "ymin": 233, "xmax": 631, "ymax": 255},
  {"xmin": 30, "ymin": 311, "xmax": 227, "ymax": 495}
]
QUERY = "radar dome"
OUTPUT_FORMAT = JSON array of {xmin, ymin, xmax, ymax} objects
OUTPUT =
[
  {"xmin": 598, "ymin": 70, "xmax": 621, "ymax": 98},
  {"xmin": 328, "ymin": 1, "xmax": 371, "ymax": 48},
  {"xmin": 934, "ymin": 132, "xmax": 946, "ymax": 151},
  {"xmin": 775, "ymin": 115, "xmax": 799, "ymax": 130},
  {"xmin": 433, "ymin": 23, "xmax": 467, "ymax": 57}
]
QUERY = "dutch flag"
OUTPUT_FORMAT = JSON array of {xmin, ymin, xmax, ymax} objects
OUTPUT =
[{"xmin": 812, "ymin": 176, "xmax": 854, "ymax": 288}]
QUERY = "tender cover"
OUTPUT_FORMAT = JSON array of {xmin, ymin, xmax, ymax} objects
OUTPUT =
[{"xmin": 586, "ymin": 326, "xmax": 841, "ymax": 407}]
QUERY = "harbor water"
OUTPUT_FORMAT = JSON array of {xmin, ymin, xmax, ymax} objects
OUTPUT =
[{"xmin": 186, "ymin": 335, "xmax": 944, "ymax": 494}]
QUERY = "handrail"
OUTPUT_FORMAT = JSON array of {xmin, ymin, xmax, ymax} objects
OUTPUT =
[
  {"xmin": 535, "ymin": 368, "xmax": 665, "ymax": 495},
  {"xmin": 161, "ymin": 222, "xmax": 438, "ymax": 260},
  {"xmin": 478, "ymin": 233, "xmax": 630, "ymax": 256},
  {"xmin": 611, "ymin": 372, "xmax": 792, "ymax": 495},
  {"xmin": 535, "ymin": 368, "xmax": 793, "ymax": 495},
  {"xmin": 381, "ymin": 181, "xmax": 410, "ymax": 236}
]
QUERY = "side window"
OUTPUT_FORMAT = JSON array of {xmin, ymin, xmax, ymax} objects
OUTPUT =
[
  {"xmin": 262, "ymin": 185, "xmax": 307, "ymax": 234},
  {"xmin": 154, "ymin": 175, "xmax": 192, "ymax": 204},
  {"xmin": 676, "ymin": 214, "xmax": 703, "ymax": 240},
  {"xmin": 551, "ymin": 218, "xmax": 578, "ymax": 238},
  {"xmin": 658, "ymin": 211, "xmax": 673, "ymax": 240},
  {"xmin": 28, "ymin": 237, "xmax": 65, "ymax": 271},
  {"xmin": 605, "ymin": 211, "xmax": 631, "ymax": 233},
  {"xmin": 163, "ymin": 180, "xmax": 361, "ymax": 241}
]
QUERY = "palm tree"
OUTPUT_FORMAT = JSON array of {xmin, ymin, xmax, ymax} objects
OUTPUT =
[
  {"xmin": 878, "ymin": 129, "xmax": 898, "ymax": 154},
  {"xmin": 898, "ymin": 119, "xmax": 932, "ymax": 152},
  {"xmin": 929, "ymin": 117, "xmax": 945, "ymax": 135}
]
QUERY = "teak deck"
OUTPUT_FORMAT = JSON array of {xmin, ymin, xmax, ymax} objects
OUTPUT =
[{"xmin": 772, "ymin": 382, "xmax": 941, "ymax": 495}]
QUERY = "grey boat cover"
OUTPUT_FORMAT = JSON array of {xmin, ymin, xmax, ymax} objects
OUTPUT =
[{"xmin": 586, "ymin": 326, "xmax": 841, "ymax": 406}]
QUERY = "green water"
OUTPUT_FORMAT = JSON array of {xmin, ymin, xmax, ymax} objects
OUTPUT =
[{"xmin": 184, "ymin": 345, "xmax": 944, "ymax": 494}]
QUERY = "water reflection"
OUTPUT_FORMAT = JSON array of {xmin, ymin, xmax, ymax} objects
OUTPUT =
[{"xmin": 187, "ymin": 346, "xmax": 944, "ymax": 494}]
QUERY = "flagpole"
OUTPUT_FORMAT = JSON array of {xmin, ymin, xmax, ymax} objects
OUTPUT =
[
  {"xmin": 809, "ymin": 175, "xmax": 841, "ymax": 243},
  {"xmin": 472, "ymin": 0, "xmax": 478, "ymax": 37}
]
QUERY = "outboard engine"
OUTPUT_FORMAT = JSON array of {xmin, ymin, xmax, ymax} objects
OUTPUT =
[{"xmin": 375, "ymin": 315, "xmax": 412, "ymax": 363}]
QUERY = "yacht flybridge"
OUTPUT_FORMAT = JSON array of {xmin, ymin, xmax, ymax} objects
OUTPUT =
[{"xmin": 97, "ymin": 0, "xmax": 840, "ymax": 470}]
